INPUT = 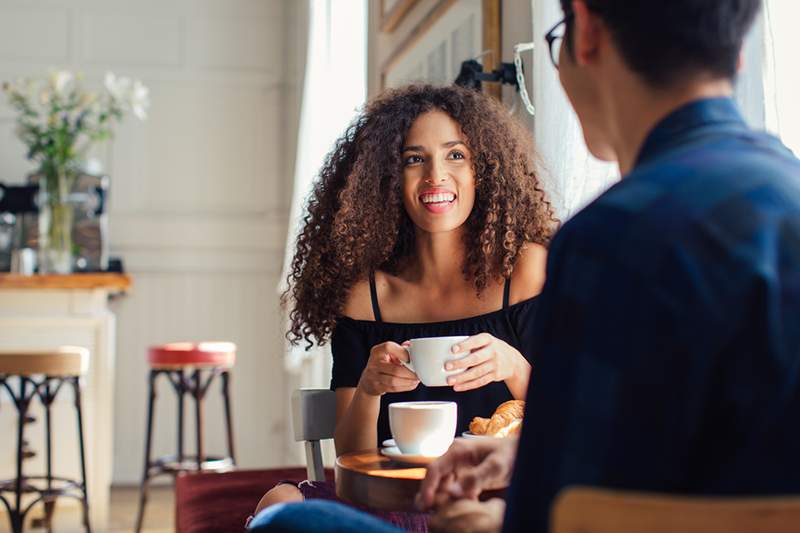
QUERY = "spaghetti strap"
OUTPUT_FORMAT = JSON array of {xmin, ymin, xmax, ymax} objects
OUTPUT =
[
  {"xmin": 368, "ymin": 272, "xmax": 383, "ymax": 322},
  {"xmin": 503, "ymin": 277, "xmax": 511, "ymax": 309}
]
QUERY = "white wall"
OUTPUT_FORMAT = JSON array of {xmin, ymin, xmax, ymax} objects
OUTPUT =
[{"xmin": 0, "ymin": 0, "xmax": 303, "ymax": 484}]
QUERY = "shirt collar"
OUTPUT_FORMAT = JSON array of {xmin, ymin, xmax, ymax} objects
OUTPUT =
[{"xmin": 635, "ymin": 97, "xmax": 747, "ymax": 168}]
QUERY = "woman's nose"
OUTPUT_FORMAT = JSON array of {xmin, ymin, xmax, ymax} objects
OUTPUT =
[{"xmin": 424, "ymin": 160, "xmax": 447, "ymax": 184}]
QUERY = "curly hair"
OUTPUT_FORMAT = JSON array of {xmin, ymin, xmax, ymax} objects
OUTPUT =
[{"xmin": 284, "ymin": 84, "xmax": 557, "ymax": 347}]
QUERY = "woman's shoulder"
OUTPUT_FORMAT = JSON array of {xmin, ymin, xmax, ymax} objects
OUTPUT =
[
  {"xmin": 341, "ymin": 278, "xmax": 374, "ymax": 321},
  {"xmin": 342, "ymin": 271, "xmax": 397, "ymax": 321},
  {"xmin": 509, "ymin": 242, "xmax": 548, "ymax": 305},
  {"xmin": 341, "ymin": 270, "xmax": 399, "ymax": 322}
]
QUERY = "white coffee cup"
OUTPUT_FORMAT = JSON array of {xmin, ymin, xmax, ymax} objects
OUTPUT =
[
  {"xmin": 402, "ymin": 336, "xmax": 468, "ymax": 387},
  {"xmin": 389, "ymin": 401, "xmax": 457, "ymax": 456}
]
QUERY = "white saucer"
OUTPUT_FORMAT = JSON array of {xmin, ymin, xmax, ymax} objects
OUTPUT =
[
  {"xmin": 461, "ymin": 431, "xmax": 496, "ymax": 440},
  {"xmin": 380, "ymin": 446, "xmax": 440, "ymax": 465},
  {"xmin": 382, "ymin": 438, "xmax": 396, "ymax": 448}
]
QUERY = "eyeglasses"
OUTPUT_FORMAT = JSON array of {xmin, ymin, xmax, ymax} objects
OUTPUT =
[{"xmin": 544, "ymin": 13, "xmax": 574, "ymax": 69}]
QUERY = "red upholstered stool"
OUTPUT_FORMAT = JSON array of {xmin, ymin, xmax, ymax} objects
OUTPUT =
[
  {"xmin": 175, "ymin": 468, "xmax": 334, "ymax": 533},
  {"xmin": 135, "ymin": 342, "xmax": 237, "ymax": 533}
]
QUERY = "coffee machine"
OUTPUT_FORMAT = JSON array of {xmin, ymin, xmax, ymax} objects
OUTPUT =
[{"xmin": 0, "ymin": 184, "xmax": 38, "ymax": 272}]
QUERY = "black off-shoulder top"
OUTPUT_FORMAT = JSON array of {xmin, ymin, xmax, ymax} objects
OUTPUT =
[{"xmin": 331, "ymin": 274, "xmax": 539, "ymax": 444}]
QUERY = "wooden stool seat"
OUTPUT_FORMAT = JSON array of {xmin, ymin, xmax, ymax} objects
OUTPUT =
[
  {"xmin": 0, "ymin": 347, "xmax": 89, "ymax": 377},
  {"xmin": 148, "ymin": 342, "xmax": 236, "ymax": 369}
]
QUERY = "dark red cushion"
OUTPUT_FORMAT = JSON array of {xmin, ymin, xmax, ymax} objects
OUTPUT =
[{"xmin": 175, "ymin": 468, "xmax": 332, "ymax": 533}]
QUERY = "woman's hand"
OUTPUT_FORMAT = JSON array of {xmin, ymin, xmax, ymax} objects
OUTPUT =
[
  {"xmin": 446, "ymin": 333, "xmax": 530, "ymax": 396},
  {"xmin": 357, "ymin": 341, "xmax": 420, "ymax": 397}
]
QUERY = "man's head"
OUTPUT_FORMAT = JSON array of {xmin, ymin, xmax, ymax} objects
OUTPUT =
[{"xmin": 554, "ymin": 0, "xmax": 762, "ymax": 161}]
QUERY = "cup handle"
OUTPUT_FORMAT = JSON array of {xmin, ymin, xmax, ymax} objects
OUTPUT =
[{"xmin": 401, "ymin": 346, "xmax": 415, "ymax": 373}]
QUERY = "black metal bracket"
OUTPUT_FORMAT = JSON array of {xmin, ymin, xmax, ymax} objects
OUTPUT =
[{"xmin": 454, "ymin": 59, "xmax": 519, "ymax": 92}]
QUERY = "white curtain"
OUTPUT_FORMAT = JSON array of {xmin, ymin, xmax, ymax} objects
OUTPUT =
[
  {"xmin": 528, "ymin": 0, "xmax": 800, "ymax": 218},
  {"xmin": 530, "ymin": 0, "xmax": 618, "ymax": 220},
  {"xmin": 762, "ymin": 0, "xmax": 800, "ymax": 155},
  {"xmin": 726, "ymin": 1, "xmax": 800, "ymax": 152},
  {"xmin": 280, "ymin": 0, "xmax": 367, "ymax": 389}
]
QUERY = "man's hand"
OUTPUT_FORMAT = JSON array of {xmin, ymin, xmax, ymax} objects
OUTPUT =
[
  {"xmin": 417, "ymin": 437, "xmax": 518, "ymax": 510},
  {"xmin": 428, "ymin": 498, "xmax": 506, "ymax": 533}
]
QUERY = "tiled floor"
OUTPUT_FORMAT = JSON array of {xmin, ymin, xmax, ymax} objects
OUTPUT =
[{"xmin": 0, "ymin": 485, "xmax": 175, "ymax": 533}]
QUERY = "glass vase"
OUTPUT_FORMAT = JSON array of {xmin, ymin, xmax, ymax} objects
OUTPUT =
[{"xmin": 38, "ymin": 168, "xmax": 74, "ymax": 274}]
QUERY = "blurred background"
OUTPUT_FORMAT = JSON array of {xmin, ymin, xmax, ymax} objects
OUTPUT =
[{"xmin": 0, "ymin": 1, "xmax": 798, "ymax": 531}]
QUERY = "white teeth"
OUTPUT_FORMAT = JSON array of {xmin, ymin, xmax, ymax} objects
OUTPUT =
[{"xmin": 421, "ymin": 193, "xmax": 455, "ymax": 204}]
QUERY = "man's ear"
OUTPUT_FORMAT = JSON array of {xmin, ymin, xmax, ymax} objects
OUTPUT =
[{"xmin": 571, "ymin": 0, "xmax": 603, "ymax": 67}]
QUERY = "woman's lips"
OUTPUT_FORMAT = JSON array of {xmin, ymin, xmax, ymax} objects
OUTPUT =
[
  {"xmin": 419, "ymin": 190, "xmax": 456, "ymax": 214},
  {"xmin": 422, "ymin": 201, "xmax": 454, "ymax": 214}
]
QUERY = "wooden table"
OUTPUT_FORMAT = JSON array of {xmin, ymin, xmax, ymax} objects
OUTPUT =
[{"xmin": 335, "ymin": 450, "xmax": 427, "ymax": 511}]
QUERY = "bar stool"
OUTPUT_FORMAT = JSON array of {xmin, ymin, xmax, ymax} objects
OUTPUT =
[
  {"xmin": 0, "ymin": 347, "xmax": 91, "ymax": 533},
  {"xmin": 134, "ymin": 341, "xmax": 236, "ymax": 532}
]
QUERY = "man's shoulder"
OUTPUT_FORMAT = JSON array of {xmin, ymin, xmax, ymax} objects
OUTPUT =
[{"xmin": 556, "ymin": 132, "xmax": 800, "ymax": 266}]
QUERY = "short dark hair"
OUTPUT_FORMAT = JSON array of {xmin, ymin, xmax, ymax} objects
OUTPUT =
[{"xmin": 559, "ymin": 0, "xmax": 762, "ymax": 86}]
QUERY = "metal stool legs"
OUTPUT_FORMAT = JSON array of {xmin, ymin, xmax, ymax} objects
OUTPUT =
[
  {"xmin": 135, "ymin": 368, "xmax": 235, "ymax": 532},
  {"xmin": 73, "ymin": 379, "xmax": 91, "ymax": 532},
  {"xmin": 134, "ymin": 370, "xmax": 157, "ymax": 533},
  {"xmin": 0, "ymin": 376, "xmax": 91, "ymax": 533},
  {"xmin": 222, "ymin": 371, "xmax": 236, "ymax": 465},
  {"xmin": 193, "ymin": 370, "xmax": 204, "ymax": 471}
]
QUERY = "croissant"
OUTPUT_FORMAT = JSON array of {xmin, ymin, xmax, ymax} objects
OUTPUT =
[
  {"xmin": 469, "ymin": 416, "xmax": 491, "ymax": 435},
  {"xmin": 469, "ymin": 400, "xmax": 525, "ymax": 437}
]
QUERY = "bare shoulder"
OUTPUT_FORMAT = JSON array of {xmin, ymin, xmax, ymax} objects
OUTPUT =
[
  {"xmin": 341, "ymin": 278, "xmax": 375, "ymax": 321},
  {"xmin": 509, "ymin": 243, "xmax": 548, "ymax": 304}
]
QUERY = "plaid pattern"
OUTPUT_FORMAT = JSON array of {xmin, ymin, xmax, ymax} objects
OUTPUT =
[{"xmin": 504, "ymin": 98, "xmax": 800, "ymax": 532}]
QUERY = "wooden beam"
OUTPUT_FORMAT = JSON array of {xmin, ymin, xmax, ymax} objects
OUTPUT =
[{"xmin": 381, "ymin": 0, "xmax": 420, "ymax": 33}]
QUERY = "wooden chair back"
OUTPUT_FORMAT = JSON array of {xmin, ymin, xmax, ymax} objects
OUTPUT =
[{"xmin": 551, "ymin": 487, "xmax": 800, "ymax": 533}]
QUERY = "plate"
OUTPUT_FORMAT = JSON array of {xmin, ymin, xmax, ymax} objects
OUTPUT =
[
  {"xmin": 380, "ymin": 446, "xmax": 441, "ymax": 465},
  {"xmin": 382, "ymin": 438, "xmax": 396, "ymax": 448},
  {"xmin": 461, "ymin": 431, "xmax": 497, "ymax": 440}
]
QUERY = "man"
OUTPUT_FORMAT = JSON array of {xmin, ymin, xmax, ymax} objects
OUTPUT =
[
  {"xmin": 250, "ymin": 0, "xmax": 800, "ymax": 531},
  {"xmin": 420, "ymin": 0, "xmax": 800, "ymax": 531}
]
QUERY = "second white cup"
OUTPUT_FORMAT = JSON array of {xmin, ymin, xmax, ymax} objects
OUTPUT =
[{"xmin": 389, "ymin": 401, "xmax": 457, "ymax": 456}]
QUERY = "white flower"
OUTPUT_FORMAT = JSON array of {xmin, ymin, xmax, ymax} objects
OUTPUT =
[
  {"xmin": 49, "ymin": 70, "xmax": 74, "ymax": 97},
  {"xmin": 104, "ymin": 72, "xmax": 150, "ymax": 120},
  {"xmin": 104, "ymin": 72, "xmax": 132, "ymax": 102},
  {"xmin": 130, "ymin": 80, "xmax": 150, "ymax": 120}
]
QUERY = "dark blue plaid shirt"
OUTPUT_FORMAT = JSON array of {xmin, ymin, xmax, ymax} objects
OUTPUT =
[{"xmin": 504, "ymin": 98, "xmax": 800, "ymax": 532}]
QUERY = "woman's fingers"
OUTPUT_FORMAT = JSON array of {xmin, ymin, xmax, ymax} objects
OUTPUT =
[
  {"xmin": 445, "ymin": 347, "xmax": 493, "ymax": 371},
  {"xmin": 375, "ymin": 359, "xmax": 417, "ymax": 379},
  {"xmin": 450, "ymin": 333, "xmax": 492, "ymax": 354},
  {"xmin": 452, "ymin": 373, "xmax": 494, "ymax": 392},
  {"xmin": 448, "ymin": 360, "xmax": 495, "ymax": 387},
  {"xmin": 383, "ymin": 341, "xmax": 411, "ymax": 362},
  {"xmin": 373, "ymin": 366, "xmax": 419, "ymax": 390}
]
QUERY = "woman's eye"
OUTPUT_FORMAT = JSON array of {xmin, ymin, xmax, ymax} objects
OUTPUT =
[
  {"xmin": 404, "ymin": 154, "xmax": 423, "ymax": 165},
  {"xmin": 449, "ymin": 150, "xmax": 465, "ymax": 160}
]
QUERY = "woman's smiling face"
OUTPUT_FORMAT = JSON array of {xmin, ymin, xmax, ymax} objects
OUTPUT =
[{"xmin": 401, "ymin": 110, "xmax": 476, "ymax": 234}]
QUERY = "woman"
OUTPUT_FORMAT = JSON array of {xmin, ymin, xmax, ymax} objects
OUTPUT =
[{"xmin": 252, "ymin": 84, "xmax": 556, "ymax": 529}]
